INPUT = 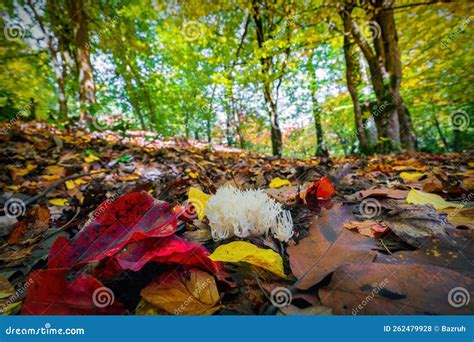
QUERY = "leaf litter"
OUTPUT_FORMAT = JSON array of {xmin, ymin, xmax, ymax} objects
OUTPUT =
[{"xmin": 0, "ymin": 121, "xmax": 473, "ymax": 315}]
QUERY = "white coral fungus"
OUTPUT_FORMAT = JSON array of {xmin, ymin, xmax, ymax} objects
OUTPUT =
[{"xmin": 205, "ymin": 186, "xmax": 294, "ymax": 242}]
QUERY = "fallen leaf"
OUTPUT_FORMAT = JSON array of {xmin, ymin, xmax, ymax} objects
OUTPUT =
[
  {"xmin": 8, "ymin": 204, "xmax": 50, "ymax": 244},
  {"xmin": 344, "ymin": 220, "xmax": 390, "ymax": 238},
  {"xmin": 210, "ymin": 241, "xmax": 285, "ymax": 278},
  {"xmin": 140, "ymin": 268, "xmax": 220, "ymax": 315},
  {"xmin": 84, "ymin": 154, "xmax": 100, "ymax": 163},
  {"xmin": 421, "ymin": 176, "xmax": 443, "ymax": 193},
  {"xmin": 10, "ymin": 164, "xmax": 36, "ymax": 180},
  {"xmin": 381, "ymin": 205, "xmax": 449, "ymax": 247},
  {"xmin": 188, "ymin": 187, "xmax": 211, "ymax": 220},
  {"xmin": 114, "ymin": 235, "xmax": 222, "ymax": 276},
  {"xmin": 43, "ymin": 165, "xmax": 66, "ymax": 177},
  {"xmin": 406, "ymin": 189, "xmax": 461, "ymax": 210},
  {"xmin": 21, "ymin": 269, "xmax": 127, "ymax": 315},
  {"xmin": 287, "ymin": 203, "xmax": 377, "ymax": 290},
  {"xmin": 269, "ymin": 177, "xmax": 291, "ymax": 188},
  {"xmin": 0, "ymin": 276, "xmax": 22, "ymax": 315},
  {"xmin": 48, "ymin": 198, "xmax": 68, "ymax": 206},
  {"xmin": 399, "ymin": 172, "xmax": 426, "ymax": 182},
  {"xmin": 48, "ymin": 192, "xmax": 181, "ymax": 268},
  {"xmin": 355, "ymin": 188, "xmax": 408, "ymax": 200},
  {"xmin": 319, "ymin": 262, "xmax": 474, "ymax": 315},
  {"xmin": 65, "ymin": 180, "xmax": 75, "ymax": 190}
]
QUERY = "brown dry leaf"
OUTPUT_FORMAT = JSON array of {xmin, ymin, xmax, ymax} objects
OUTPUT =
[
  {"xmin": 319, "ymin": 262, "xmax": 474, "ymax": 315},
  {"xmin": 421, "ymin": 175, "xmax": 443, "ymax": 193},
  {"xmin": 344, "ymin": 220, "xmax": 390, "ymax": 238},
  {"xmin": 461, "ymin": 177, "xmax": 474, "ymax": 191},
  {"xmin": 287, "ymin": 203, "xmax": 377, "ymax": 290},
  {"xmin": 7, "ymin": 204, "xmax": 50, "ymax": 244},
  {"xmin": 277, "ymin": 305, "xmax": 332, "ymax": 316},
  {"xmin": 140, "ymin": 268, "xmax": 220, "ymax": 315},
  {"xmin": 381, "ymin": 205, "xmax": 450, "ymax": 247},
  {"xmin": 386, "ymin": 235, "xmax": 474, "ymax": 276},
  {"xmin": 355, "ymin": 188, "xmax": 408, "ymax": 200}
]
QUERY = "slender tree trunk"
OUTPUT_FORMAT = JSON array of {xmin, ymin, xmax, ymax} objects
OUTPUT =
[
  {"xmin": 27, "ymin": 0, "xmax": 68, "ymax": 118},
  {"xmin": 341, "ymin": 19, "xmax": 369, "ymax": 154},
  {"xmin": 373, "ymin": 2, "xmax": 416, "ymax": 151},
  {"xmin": 253, "ymin": 1, "xmax": 283, "ymax": 156},
  {"xmin": 310, "ymin": 90, "xmax": 327, "ymax": 157},
  {"xmin": 68, "ymin": 0, "xmax": 96, "ymax": 123},
  {"xmin": 120, "ymin": 65, "xmax": 147, "ymax": 130},
  {"xmin": 263, "ymin": 85, "xmax": 283, "ymax": 156},
  {"xmin": 432, "ymin": 114, "xmax": 448, "ymax": 150}
]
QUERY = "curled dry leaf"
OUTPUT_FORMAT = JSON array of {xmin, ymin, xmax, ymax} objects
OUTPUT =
[
  {"xmin": 140, "ymin": 268, "xmax": 220, "ymax": 315},
  {"xmin": 344, "ymin": 220, "xmax": 390, "ymax": 238}
]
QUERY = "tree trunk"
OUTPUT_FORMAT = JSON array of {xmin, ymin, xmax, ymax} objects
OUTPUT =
[
  {"xmin": 68, "ymin": 0, "xmax": 95, "ymax": 123},
  {"xmin": 432, "ymin": 114, "xmax": 448, "ymax": 150},
  {"xmin": 373, "ymin": 1, "xmax": 416, "ymax": 151},
  {"xmin": 234, "ymin": 108, "xmax": 245, "ymax": 149},
  {"xmin": 27, "ymin": 0, "xmax": 68, "ymax": 118},
  {"xmin": 341, "ymin": 17, "xmax": 369, "ymax": 154},
  {"xmin": 343, "ymin": 9, "xmax": 401, "ymax": 150},
  {"xmin": 252, "ymin": 1, "xmax": 283, "ymax": 156}
]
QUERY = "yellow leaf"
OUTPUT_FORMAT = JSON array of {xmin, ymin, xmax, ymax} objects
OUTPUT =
[
  {"xmin": 468, "ymin": 162, "xmax": 474, "ymax": 168},
  {"xmin": 188, "ymin": 187, "xmax": 211, "ymax": 220},
  {"xmin": 406, "ymin": 189, "xmax": 461, "ymax": 210},
  {"xmin": 74, "ymin": 179, "xmax": 87, "ymax": 185},
  {"xmin": 0, "ymin": 276, "xmax": 22, "ymax": 315},
  {"xmin": 210, "ymin": 241, "xmax": 285, "ymax": 278},
  {"xmin": 188, "ymin": 171, "xmax": 199, "ymax": 179},
  {"xmin": 40, "ymin": 175, "xmax": 61, "ymax": 181},
  {"xmin": 140, "ymin": 268, "xmax": 220, "ymax": 315},
  {"xmin": 399, "ymin": 172, "xmax": 426, "ymax": 182},
  {"xmin": 48, "ymin": 198, "xmax": 68, "ymax": 206},
  {"xmin": 44, "ymin": 165, "xmax": 65, "ymax": 176},
  {"xmin": 269, "ymin": 177, "xmax": 291, "ymax": 188},
  {"xmin": 10, "ymin": 164, "xmax": 36, "ymax": 178},
  {"xmin": 65, "ymin": 180, "xmax": 75, "ymax": 190},
  {"xmin": 84, "ymin": 154, "xmax": 100, "ymax": 163}
]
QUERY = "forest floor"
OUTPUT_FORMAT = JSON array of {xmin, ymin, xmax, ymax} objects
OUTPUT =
[{"xmin": 0, "ymin": 121, "xmax": 473, "ymax": 315}]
